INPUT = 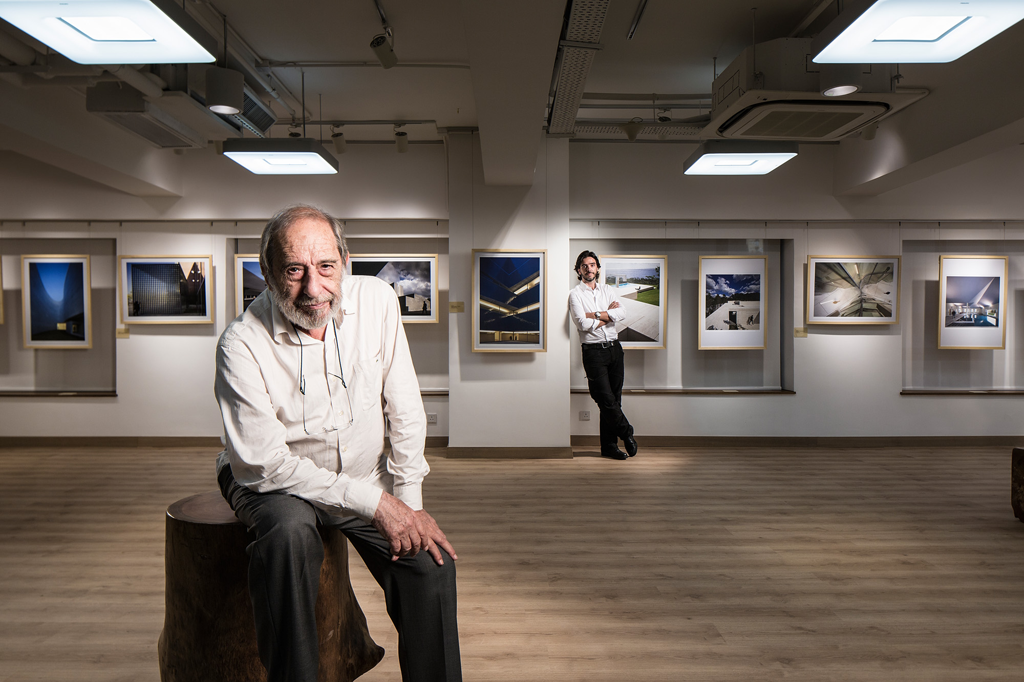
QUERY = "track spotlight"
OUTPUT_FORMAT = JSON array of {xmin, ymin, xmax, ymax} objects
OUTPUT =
[
  {"xmin": 370, "ymin": 32, "xmax": 397, "ymax": 69},
  {"xmin": 619, "ymin": 117, "xmax": 644, "ymax": 142},
  {"xmin": 394, "ymin": 126, "xmax": 408, "ymax": 153},
  {"xmin": 331, "ymin": 126, "xmax": 346, "ymax": 154},
  {"xmin": 288, "ymin": 125, "xmax": 301, "ymax": 138},
  {"xmin": 205, "ymin": 66, "xmax": 243, "ymax": 114}
]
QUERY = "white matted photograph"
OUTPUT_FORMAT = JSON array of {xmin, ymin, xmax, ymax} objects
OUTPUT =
[
  {"xmin": 699, "ymin": 255, "xmax": 767, "ymax": 350},
  {"xmin": 21, "ymin": 255, "xmax": 92, "ymax": 349},
  {"xmin": 348, "ymin": 255, "xmax": 438, "ymax": 323},
  {"xmin": 599, "ymin": 255, "xmax": 667, "ymax": 349},
  {"xmin": 938, "ymin": 255, "xmax": 1008, "ymax": 350},
  {"xmin": 119, "ymin": 255, "xmax": 213, "ymax": 324},
  {"xmin": 807, "ymin": 256, "xmax": 900, "ymax": 324}
]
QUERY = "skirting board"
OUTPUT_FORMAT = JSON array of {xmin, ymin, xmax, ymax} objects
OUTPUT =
[
  {"xmin": 0, "ymin": 436, "xmax": 452, "ymax": 449},
  {"xmin": 445, "ymin": 447, "xmax": 573, "ymax": 459},
  {"xmin": 572, "ymin": 435, "xmax": 1024, "ymax": 448}
]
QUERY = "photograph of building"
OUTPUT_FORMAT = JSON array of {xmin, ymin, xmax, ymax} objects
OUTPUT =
[
  {"xmin": 812, "ymin": 261, "xmax": 895, "ymax": 319},
  {"xmin": 26, "ymin": 260, "xmax": 86, "ymax": 342},
  {"xmin": 603, "ymin": 261, "xmax": 661, "ymax": 343},
  {"xmin": 127, "ymin": 261, "xmax": 207, "ymax": 318},
  {"xmin": 944, "ymin": 276, "xmax": 1000, "ymax": 327},
  {"xmin": 477, "ymin": 255, "xmax": 542, "ymax": 346},
  {"xmin": 704, "ymin": 274, "xmax": 761, "ymax": 331},
  {"xmin": 238, "ymin": 259, "xmax": 266, "ymax": 313},
  {"xmin": 350, "ymin": 258, "xmax": 434, "ymax": 318}
]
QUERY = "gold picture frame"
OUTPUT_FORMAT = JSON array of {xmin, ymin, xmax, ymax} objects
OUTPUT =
[
  {"xmin": 348, "ymin": 254, "xmax": 439, "ymax": 323},
  {"xmin": 119, "ymin": 255, "xmax": 214, "ymax": 324},
  {"xmin": 472, "ymin": 249, "xmax": 547, "ymax": 352},
  {"xmin": 234, "ymin": 254, "xmax": 265, "ymax": 318},
  {"xmin": 21, "ymin": 254, "xmax": 92, "ymax": 349},
  {"xmin": 598, "ymin": 254, "xmax": 668, "ymax": 349},
  {"xmin": 806, "ymin": 256, "xmax": 901, "ymax": 325},
  {"xmin": 937, "ymin": 255, "xmax": 1008, "ymax": 350},
  {"xmin": 699, "ymin": 255, "xmax": 767, "ymax": 350}
]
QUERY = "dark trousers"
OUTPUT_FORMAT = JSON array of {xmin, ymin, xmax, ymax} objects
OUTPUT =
[
  {"xmin": 218, "ymin": 466, "xmax": 462, "ymax": 682},
  {"xmin": 582, "ymin": 341, "xmax": 633, "ymax": 453}
]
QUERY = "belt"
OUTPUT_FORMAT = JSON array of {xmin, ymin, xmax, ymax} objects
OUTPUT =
[{"xmin": 582, "ymin": 340, "xmax": 619, "ymax": 349}]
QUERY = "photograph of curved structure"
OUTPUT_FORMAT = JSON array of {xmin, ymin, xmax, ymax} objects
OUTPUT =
[
  {"xmin": 699, "ymin": 255, "xmax": 767, "ymax": 350},
  {"xmin": 119, "ymin": 256, "xmax": 213, "ymax": 324},
  {"xmin": 807, "ymin": 257, "xmax": 900, "ymax": 324},
  {"xmin": 349, "ymin": 255, "xmax": 438, "ymax": 323},
  {"xmin": 473, "ymin": 250, "xmax": 546, "ymax": 352},
  {"xmin": 21, "ymin": 255, "xmax": 91, "ymax": 349},
  {"xmin": 938, "ymin": 255, "xmax": 1008, "ymax": 350}
]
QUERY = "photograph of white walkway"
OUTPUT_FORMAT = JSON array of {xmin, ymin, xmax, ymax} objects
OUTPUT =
[{"xmin": 602, "ymin": 256, "xmax": 666, "ymax": 348}]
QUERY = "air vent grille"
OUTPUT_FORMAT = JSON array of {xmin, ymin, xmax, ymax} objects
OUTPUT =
[
  {"xmin": 742, "ymin": 110, "xmax": 864, "ymax": 138},
  {"xmin": 573, "ymin": 123, "xmax": 703, "ymax": 138}
]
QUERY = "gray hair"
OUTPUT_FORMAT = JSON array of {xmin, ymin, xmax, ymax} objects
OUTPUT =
[{"xmin": 259, "ymin": 205, "xmax": 348, "ymax": 287}]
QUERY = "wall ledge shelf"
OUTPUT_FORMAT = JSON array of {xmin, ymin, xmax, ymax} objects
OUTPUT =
[
  {"xmin": 571, "ymin": 388, "xmax": 795, "ymax": 395},
  {"xmin": 0, "ymin": 391, "xmax": 118, "ymax": 398},
  {"xmin": 901, "ymin": 389, "xmax": 1024, "ymax": 396}
]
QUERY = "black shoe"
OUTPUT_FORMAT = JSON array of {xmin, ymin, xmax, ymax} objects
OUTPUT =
[
  {"xmin": 601, "ymin": 448, "xmax": 628, "ymax": 460},
  {"xmin": 623, "ymin": 431, "xmax": 638, "ymax": 457}
]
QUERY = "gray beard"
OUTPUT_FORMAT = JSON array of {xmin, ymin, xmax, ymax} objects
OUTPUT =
[{"xmin": 271, "ymin": 281, "xmax": 342, "ymax": 332}]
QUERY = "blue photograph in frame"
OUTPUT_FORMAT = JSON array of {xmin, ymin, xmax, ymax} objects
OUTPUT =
[
  {"xmin": 472, "ymin": 249, "xmax": 546, "ymax": 352},
  {"xmin": 21, "ymin": 254, "xmax": 92, "ymax": 349}
]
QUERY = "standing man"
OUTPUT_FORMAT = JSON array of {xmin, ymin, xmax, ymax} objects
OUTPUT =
[
  {"xmin": 568, "ymin": 250, "xmax": 639, "ymax": 461},
  {"xmin": 214, "ymin": 205, "xmax": 461, "ymax": 682}
]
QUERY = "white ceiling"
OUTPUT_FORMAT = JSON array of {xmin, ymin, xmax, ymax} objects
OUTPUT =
[{"xmin": 2, "ymin": 0, "xmax": 1024, "ymax": 193}]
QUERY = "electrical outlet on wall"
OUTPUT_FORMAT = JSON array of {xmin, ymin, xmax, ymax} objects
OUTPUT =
[
  {"xmin": 426, "ymin": 413, "xmax": 438, "ymax": 424},
  {"xmin": 579, "ymin": 410, "xmax": 590, "ymax": 421}
]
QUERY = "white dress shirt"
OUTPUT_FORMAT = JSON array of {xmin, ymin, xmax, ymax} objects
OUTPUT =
[
  {"xmin": 568, "ymin": 280, "xmax": 627, "ymax": 344},
  {"xmin": 215, "ymin": 275, "xmax": 428, "ymax": 521}
]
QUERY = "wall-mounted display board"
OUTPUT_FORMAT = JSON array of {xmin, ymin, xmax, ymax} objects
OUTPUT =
[
  {"xmin": 807, "ymin": 256, "xmax": 900, "ymax": 324},
  {"xmin": 119, "ymin": 255, "xmax": 213, "ymax": 324},
  {"xmin": 472, "ymin": 249, "xmax": 546, "ymax": 352},
  {"xmin": 21, "ymin": 255, "xmax": 92, "ymax": 349},
  {"xmin": 349, "ymin": 254, "xmax": 438, "ymax": 323},
  {"xmin": 599, "ymin": 254, "xmax": 667, "ymax": 349},
  {"xmin": 937, "ymin": 255, "xmax": 1008, "ymax": 350},
  {"xmin": 234, "ymin": 254, "xmax": 266, "ymax": 316},
  {"xmin": 699, "ymin": 255, "xmax": 767, "ymax": 350}
]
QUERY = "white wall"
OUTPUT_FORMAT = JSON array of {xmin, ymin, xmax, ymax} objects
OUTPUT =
[{"xmin": 446, "ymin": 132, "xmax": 571, "ymax": 449}]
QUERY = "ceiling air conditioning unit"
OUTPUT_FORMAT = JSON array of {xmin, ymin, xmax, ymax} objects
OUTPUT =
[
  {"xmin": 705, "ymin": 37, "xmax": 926, "ymax": 142},
  {"xmin": 86, "ymin": 82, "xmax": 205, "ymax": 149}
]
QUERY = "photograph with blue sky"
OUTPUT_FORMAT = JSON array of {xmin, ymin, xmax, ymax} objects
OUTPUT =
[
  {"xmin": 351, "ymin": 257, "xmax": 436, "ymax": 320},
  {"xmin": 26, "ymin": 258, "xmax": 88, "ymax": 344},
  {"xmin": 705, "ymin": 274, "xmax": 761, "ymax": 300}
]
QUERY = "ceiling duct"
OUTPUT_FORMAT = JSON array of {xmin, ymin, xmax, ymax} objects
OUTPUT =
[
  {"xmin": 547, "ymin": 0, "xmax": 610, "ymax": 135},
  {"xmin": 86, "ymin": 82, "xmax": 205, "ymax": 149},
  {"xmin": 705, "ymin": 37, "xmax": 926, "ymax": 142},
  {"xmin": 219, "ymin": 84, "xmax": 277, "ymax": 138}
]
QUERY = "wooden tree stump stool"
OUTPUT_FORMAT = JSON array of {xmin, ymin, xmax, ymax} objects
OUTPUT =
[
  {"xmin": 158, "ymin": 491, "xmax": 384, "ymax": 682},
  {"xmin": 1012, "ymin": 449, "xmax": 1024, "ymax": 522}
]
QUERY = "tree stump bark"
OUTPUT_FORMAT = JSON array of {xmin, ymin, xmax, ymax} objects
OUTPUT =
[
  {"xmin": 158, "ymin": 491, "xmax": 384, "ymax": 682},
  {"xmin": 1012, "ymin": 449, "xmax": 1024, "ymax": 522}
]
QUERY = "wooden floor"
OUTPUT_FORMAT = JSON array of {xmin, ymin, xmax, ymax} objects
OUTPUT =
[{"xmin": 2, "ymin": 444, "xmax": 1024, "ymax": 681}]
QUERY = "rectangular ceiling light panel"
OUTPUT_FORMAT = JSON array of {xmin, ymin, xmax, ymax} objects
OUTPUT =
[
  {"xmin": 0, "ymin": 0, "xmax": 215, "ymax": 64},
  {"xmin": 813, "ymin": 0, "xmax": 1024, "ymax": 63},
  {"xmin": 222, "ymin": 139, "xmax": 340, "ymax": 176},
  {"xmin": 684, "ymin": 141, "xmax": 798, "ymax": 176}
]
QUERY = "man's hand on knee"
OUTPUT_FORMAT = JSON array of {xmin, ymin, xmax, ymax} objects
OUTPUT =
[{"xmin": 371, "ymin": 492, "xmax": 458, "ymax": 565}]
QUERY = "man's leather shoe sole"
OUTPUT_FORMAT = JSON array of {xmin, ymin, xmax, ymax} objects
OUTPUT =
[{"xmin": 601, "ymin": 449, "xmax": 628, "ymax": 460}]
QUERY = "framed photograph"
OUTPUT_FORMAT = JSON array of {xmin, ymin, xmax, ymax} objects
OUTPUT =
[
  {"xmin": 806, "ymin": 256, "xmax": 900, "ymax": 324},
  {"xmin": 234, "ymin": 254, "xmax": 266, "ymax": 317},
  {"xmin": 699, "ymin": 255, "xmax": 766, "ymax": 350},
  {"xmin": 0, "ymin": 255, "xmax": 4, "ymax": 325},
  {"xmin": 349, "ymin": 254, "xmax": 438, "ymax": 323},
  {"xmin": 599, "ymin": 255, "xmax": 667, "ymax": 349},
  {"xmin": 472, "ymin": 249, "xmax": 546, "ymax": 352},
  {"xmin": 21, "ymin": 255, "xmax": 92, "ymax": 349},
  {"xmin": 119, "ymin": 255, "xmax": 213, "ymax": 324},
  {"xmin": 938, "ymin": 255, "xmax": 1008, "ymax": 350}
]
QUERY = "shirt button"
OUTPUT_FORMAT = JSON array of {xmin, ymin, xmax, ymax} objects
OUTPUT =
[{"xmin": 342, "ymin": 446, "xmax": 348, "ymax": 452}]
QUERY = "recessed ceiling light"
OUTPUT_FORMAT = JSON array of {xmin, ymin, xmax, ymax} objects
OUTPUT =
[
  {"xmin": 684, "ymin": 141, "xmax": 798, "ymax": 176},
  {"xmin": 0, "ymin": 0, "xmax": 216, "ymax": 64},
  {"xmin": 812, "ymin": 0, "xmax": 1024, "ymax": 64},
  {"xmin": 222, "ymin": 138, "xmax": 340, "ymax": 176}
]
